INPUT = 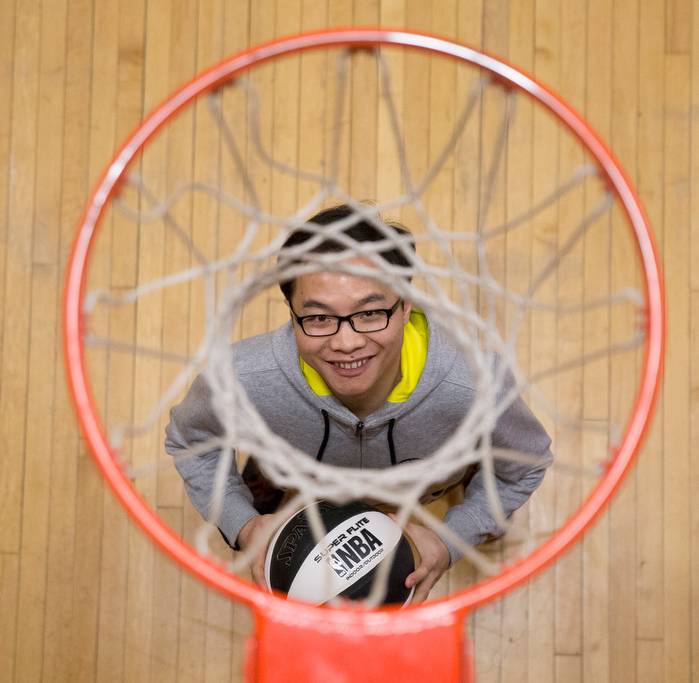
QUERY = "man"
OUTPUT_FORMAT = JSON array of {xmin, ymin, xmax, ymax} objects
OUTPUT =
[{"xmin": 165, "ymin": 204, "xmax": 553, "ymax": 603}]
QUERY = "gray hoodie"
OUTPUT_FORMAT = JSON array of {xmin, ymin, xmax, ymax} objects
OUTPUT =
[{"xmin": 165, "ymin": 318, "xmax": 553, "ymax": 564}]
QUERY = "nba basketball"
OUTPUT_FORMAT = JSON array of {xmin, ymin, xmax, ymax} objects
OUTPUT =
[{"xmin": 264, "ymin": 501, "xmax": 416, "ymax": 606}]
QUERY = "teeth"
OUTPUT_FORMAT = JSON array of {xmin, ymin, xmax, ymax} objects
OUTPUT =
[{"xmin": 335, "ymin": 359, "xmax": 369, "ymax": 370}]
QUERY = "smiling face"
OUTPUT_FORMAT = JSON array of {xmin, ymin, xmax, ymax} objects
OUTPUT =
[{"xmin": 289, "ymin": 269, "xmax": 412, "ymax": 419}]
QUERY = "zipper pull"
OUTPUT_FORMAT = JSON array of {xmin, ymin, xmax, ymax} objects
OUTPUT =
[{"xmin": 355, "ymin": 421, "xmax": 364, "ymax": 435}]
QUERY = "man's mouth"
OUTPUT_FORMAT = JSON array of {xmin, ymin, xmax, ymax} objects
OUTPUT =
[{"xmin": 332, "ymin": 358, "xmax": 371, "ymax": 370}]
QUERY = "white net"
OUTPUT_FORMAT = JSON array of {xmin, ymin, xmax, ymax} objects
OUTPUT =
[{"xmin": 80, "ymin": 42, "xmax": 650, "ymax": 606}]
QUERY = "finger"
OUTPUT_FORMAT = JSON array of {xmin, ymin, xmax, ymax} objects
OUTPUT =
[
  {"xmin": 252, "ymin": 558, "xmax": 268, "ymax": 588},
  {"xmin": 405, "ymin": 563, "xmax": 429, "ymax": 588},
  {"xmin": 411, "ymin": 573, "xmax": 437, "ymax": 604}
]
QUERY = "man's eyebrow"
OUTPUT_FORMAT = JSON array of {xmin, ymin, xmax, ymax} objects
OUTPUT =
[
  {"xmin": 299, "ymin": 293, "xmax": 387, "ymax": 311},
  {"xmin": 355, "ymin": 293, "xmax": 387, "ymax": 307},
  {"xmin": 300, "ymin": 299, "xmax": 332, "ymax": 311}
]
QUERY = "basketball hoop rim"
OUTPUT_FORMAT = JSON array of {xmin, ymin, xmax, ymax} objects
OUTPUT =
[{"xmin": 63, "ymin": 28, "xmax": 665, "ymax": 629}]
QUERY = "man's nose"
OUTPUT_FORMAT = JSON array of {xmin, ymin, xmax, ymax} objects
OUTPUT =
[{"xmin": 329, "ymin": 320, "xmax": 367, "ymax": 352}]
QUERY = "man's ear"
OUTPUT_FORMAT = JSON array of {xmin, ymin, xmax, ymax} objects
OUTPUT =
[{"xmin": 402, "ymin": 299, "xmax": 412, "ymax": 324}]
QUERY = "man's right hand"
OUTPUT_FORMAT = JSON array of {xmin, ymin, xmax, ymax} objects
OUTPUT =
[{"xmin": 237, "ymin": 514, "xmax": 276, "ymax": 587}]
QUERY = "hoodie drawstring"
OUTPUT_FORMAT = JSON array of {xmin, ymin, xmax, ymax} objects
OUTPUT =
[
  {"xmin": 316, "ymin": 409, "xmax": 330, "ymax": 461},
  {"xmin": 387, "ymin": 418, "xmax": 397, "ymax": 465}
]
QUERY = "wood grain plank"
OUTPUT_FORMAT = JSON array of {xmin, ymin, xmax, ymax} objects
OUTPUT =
[
  {"xmin": 81, "ymin": 0, "xmax": 122, "ymax": 679},
  {"xmin": 691, "ymin": 1, "xmax": 699, "ymax": 676},
  {"xmin": 219, "ymin": 6, "xmax": 253, "ymax": 676},
  {"xmin": 608, "ymin": 1, "xmax": 640, "ymax": 681},
  {"xmin": 41, "ymin": 4, "xmax": 87, "ymax": 680},
  {"xmin": 637, "ymin": 639, "xmax": 664, "ymax": 683},
  {"xmin": 125, "ymin": 0, "xmax": 177, "ymax": 679},
  {"xmin": 323, "ymin": 0, "xmax": 352, "ymax": 199},
  {"xmin": 635, "ymin": 0, "xmax": 665, "ymax": 645},
  {"xmin": 298, "ymin": 0, "xmax": 328, "ymax": 203},
  {"xmin": 421, "ymin": 0, "xmax": 459, "ymax": 608},
  {"xmin": 140, "ymin": 0, "xmax": 177, "ymax": 513},
  {"xmin": 426, "ymin": 0, "xmax": 458, "ymax": 291},
  {"xmin": 72, "ymin": 459, "xmax": 106, "ymax": 683},
  {"xmin": 0, "ymin": 0, "xmax": 39, "ymax": 558},
  {"xmin": 188, "ymin": 7, "xmax": 239, "ymax": 682},
  {"xmin": 239, "ymin": 0, "xmax": 276, "ymax": 340},
  {"xmin": 662, "ymin": 52, "xmax": 692, "ymax": 683},
  {"xmin": 556, "ymin": 654, "xmax": 582, "ymax": 683},
  {"xmin": 16, "ymin": 262, "xmax": 61, "ymax": 681},
  {"xmin": 123, "ymin": 530, "xmax": 156, "ymax": 681},
  {"xmin": 665, "ymin": 0, "xmax": 691, "ymax": 55},
  {"xmin": 164, "ymin": 0, "xmax": 199, "ymax": 405},
  {"xmin": 375, "ymin": 0, "xmax": 405, "ymax": 207},
  {"xmin": 218, "ymin": 0, "xmax": 251, "ymax": 349},
  {"xmin": 150, "ymin": 508, "xmax": 182, "ymax": 683},
  {"xmin": 43, "ymin": 9, "xmax": 99, "ymax": 680},
  {"xmin": 693, "ymin": 0, "xmax": 699, "ymax": 295},
  {"xmin": 176, "ymin": 502, "xmax": 208, "ymax": 682},
  {"xmin": 554, "ymin": 0, "xmax": 586, "ymax": 661},
  {"xmin": 349, "ymin": 0, "xmax": 379, "ymax": 201},
  {"xmin": 203, "ymin": 588, "xmax": 236, "ymax": 683},
  {"xmin": 117, "ymin": 1, "xmax": 150, "ymax": 678},
  {"xmin": 527, "ymin": 0, "xmax": 560, "ymax": 680},
  {"xmin": 85, "ymin": 2, "xmax": 124, "ymax": 682},
  {"xmin": 450, "ymin": 1, "xmax": 483, "ymax": 673},
  {"xmin": 399, "ymin": 0, "xmax": 430, "ymax": 233},
  {"xmin": 94, "ymin": 494, "xmax": 128, "ymax": 683},
  {"xmin": 581, "ymin": 0, "xmax": 613, "ymax": 679},
  {"xmin": 15, "ymin": 0, "xmax": 68, "ymax": 679},
  {"xmin": 109, "ymin": 0, "xmax": 145, "ymax": 291},
  {"xmin": 473, "ymin": 4, "xmax": 510, "ymax": 680},
  {"xmin": 9, "ymin": 3, "xmax": 45, "ymax": 680},
  {"xmin": 192, "ymin": 0, "xmax": 226, "ymax": 351},
  {"xmin": 0, "ymin": 0, "xmax": 17, "ymax": 377},
  {"xmin": 269, "ymin": 0, "xmax": 301, "ymax": 330},
  {"xmin": 130, "ymin": 0, "xmax": 170, "ymax": 524},
  {"xmin": 0, "ymin": 553, "xmax": 19, "ymax": 682},
  {"xmin": 690, "ymin": 296, "xmax": 699, "ymax": 683},
  {"xmin": 32, "ymin": 0, "xmax": 67, "ymax": 267},
  {"xmin": 500, "ymin": 1, "xmax": 534, "ymax": 680}
]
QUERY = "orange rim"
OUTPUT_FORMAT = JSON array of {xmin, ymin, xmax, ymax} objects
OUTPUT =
[{"xmin": 63, "ymin": 28, "xmax": 665, "ymax": 632}]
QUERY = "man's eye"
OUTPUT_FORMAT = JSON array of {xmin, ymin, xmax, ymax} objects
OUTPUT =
[
  {"xmin": 358, "ymin": 310, "xmax": 381, "ymax": 320},
  {"xmin": 304, "ymin": 315, "xmax": 335, "ymax": 325}
]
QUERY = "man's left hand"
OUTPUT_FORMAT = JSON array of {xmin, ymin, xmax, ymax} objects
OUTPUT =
[{"xmin": 391, "ymin": 516, "xmax": 451, "ymax": 603}]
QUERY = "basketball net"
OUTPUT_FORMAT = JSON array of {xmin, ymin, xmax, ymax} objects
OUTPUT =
[{"xmin": 65, "ymin": 30, "xmax": 663, "ymax": 682}]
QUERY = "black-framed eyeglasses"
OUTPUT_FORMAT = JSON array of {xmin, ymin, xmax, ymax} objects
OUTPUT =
[{"xmin": 290, "ymin": 299, "xmax": 403, "ymax": 337}]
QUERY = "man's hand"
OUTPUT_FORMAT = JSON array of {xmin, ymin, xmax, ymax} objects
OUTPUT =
[
  {"xmin": 237, "ymin": 514, "xmax": 276, "ymax": 588},
  {"xmin": 393, "ymin": 517, "xmax": 451, "ymax": 604}
]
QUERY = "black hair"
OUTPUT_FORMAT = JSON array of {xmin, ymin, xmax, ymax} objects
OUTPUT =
[{"xmin": 278, "ymin": 204, "xmax": 416, "ymax": 301}]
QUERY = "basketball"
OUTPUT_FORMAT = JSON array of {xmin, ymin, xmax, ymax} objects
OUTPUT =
[{"xmin": 264, "ymin": 501, "xmax": 416, "ymax": 606}]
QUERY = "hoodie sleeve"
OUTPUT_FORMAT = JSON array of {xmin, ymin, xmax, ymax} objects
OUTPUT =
[
  {"xmin": 442, "ymin": 376, "xmax": 553, "ymax": 565},
  {"xmin": 164, "ymin": 374, "xmax": 259, "ymax": 547}
]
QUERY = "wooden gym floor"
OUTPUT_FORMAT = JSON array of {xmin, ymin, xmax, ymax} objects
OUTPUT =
[{"xmin": 1, "ymin": 1, "xmax": 697, "ymax": 681}]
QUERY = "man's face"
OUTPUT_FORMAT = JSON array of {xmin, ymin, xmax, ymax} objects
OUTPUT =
[{"xmin": 289, "ymin": 269, "xmax": 412, "ymax": 413}]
